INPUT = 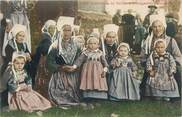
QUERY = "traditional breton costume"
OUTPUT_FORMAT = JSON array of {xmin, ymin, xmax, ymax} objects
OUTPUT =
[
  {"xmin": 47, "ymin": 16, "xmax": 81, "ymax": 106},
  {"xmin": 32, "ymin": 20, "xmax": 56, "ymax": 98},
  {"xmin": 109, "ymin": 43, "xmax": 141, "ymax": 100},
  {"xmin": 7, "ymin": 51, "xmax": 51, "ymax": 112}
]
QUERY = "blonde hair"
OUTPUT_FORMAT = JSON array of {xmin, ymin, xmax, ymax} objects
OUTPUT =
[{"xmin": 13, "ymin": 56, "xmax": 26, "ymax": 63}]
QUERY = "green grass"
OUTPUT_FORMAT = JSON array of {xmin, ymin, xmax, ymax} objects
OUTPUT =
[{"xmin": 1, "ymin": 100, "xmax": 181, "ymax": 117}]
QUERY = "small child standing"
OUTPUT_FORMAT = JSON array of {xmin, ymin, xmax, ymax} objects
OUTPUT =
[
  {"xmin": 145, "ymin": 39, "xmax": 179, "ymax": 101},
  {"xmin": 71, "ymin": 36, "xmax": 108, "ymax": 101},
  {"xmin": 7, "ymin": 52, "xmax": 52, "ymax": 113},
  {"xmin": 109, "ymin": 43, "xmax": 141, "ymax": 101}
]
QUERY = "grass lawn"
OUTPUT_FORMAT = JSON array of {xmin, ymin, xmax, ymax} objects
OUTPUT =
[{"xmin": 0, "ymin": 99, "xmax": 181, "ymax": 117}]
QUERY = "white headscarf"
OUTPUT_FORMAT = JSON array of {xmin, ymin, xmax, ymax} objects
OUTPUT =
[
  {"xmin": 48, "ymin": 16, "xmax": 74, "ymax": 55},
  {"xmin": 2, "ymin": 24, "xmax": 27, "ymax": 57},
  {"xmin": 41, "ymin": 20, "xmax": 56, "ymax": 33},
  {"xmin": 117, "ymin": 42, "xmax": 130, "ymax": 52},
  {"xmin": 103, "ymin": 24, "xmax": 119, "ymax": 40},
  {"xmin": 41, "ymin": 20, "xmax": 56, "ymax": 41},
  {"xmin": 11, "ymin": 51, "xmax": 26, "ymax": 80},
  {"xmin": 9, "ymin": 24, "xmax": 27, "ymax": 40},
  {"xmin": 153, "ymin": 38, "xmax": 166, "ymax": 49},
  {"xmin": 12, "ymin": 51, "xmax": 26, "ymax": 63},
  {"xmin": 86, "ymin": 36, "xmax": 99, "ymax": 45},
  {"xmin": 57, "ymin": 16, "xmax": 74, "ymax": 32},
  {"xmin": 73, "ymin": 25, "xmax": 80, "ymax": 31}
]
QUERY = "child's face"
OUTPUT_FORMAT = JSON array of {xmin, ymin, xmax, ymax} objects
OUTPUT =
[
  {"xmin": 155, "ymin": 42, "xmax": 165, "ymax": 55},
  {"xmin": 118, "ymin": 46, "xmax": 129, "ymax": 57},
  {"xmin": 16, "ymin": 31, "xmax": 25, "ymax": 43},
  {"xmin": 13, "ymin": 57, "xmax": 25, "ymax": 71},
  {"xmin": 105, "ymin": 32, "xmax": 116, "ymax": 45},
  {"xmin": 87, "ymin": 39, "xmax": 99, "ymax": 51}
]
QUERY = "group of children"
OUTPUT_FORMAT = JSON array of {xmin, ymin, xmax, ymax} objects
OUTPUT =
[{"xmin": 0, "ymin": 15, "xmax": 181, "ymax": 114}]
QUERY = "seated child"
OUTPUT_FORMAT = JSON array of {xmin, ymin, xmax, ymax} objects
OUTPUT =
[{"xmin": 7, "ymin": 51, "xmax": 52, "ymax": 113}]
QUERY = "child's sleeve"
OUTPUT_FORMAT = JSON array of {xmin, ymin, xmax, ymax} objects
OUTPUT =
[
  {"xmin": 101, "ymin": 55, "xmax": 109, "ymax": 72},
  {"xmin": 73, "ymin": 53, "xmax": 87, "ymax": 68},
  {"xmin": 8, "ymin": 77, "xmax": 18, "ymax": 93},
  {"xmin": 101, "ymin": 55, "xmax": 109, "ymax": 67}
]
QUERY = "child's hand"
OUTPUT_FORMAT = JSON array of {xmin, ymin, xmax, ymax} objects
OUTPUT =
[
  {"xmin": 101, "ymin": 71, "xmax": 106, "ymax": 78},
  {"xmin": 149, "ymin": 70, "xmax": 155, "ymax": 77}
]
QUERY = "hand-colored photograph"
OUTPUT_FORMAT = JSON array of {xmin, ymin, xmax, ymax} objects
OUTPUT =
[{"xmin": 0, "ymin": 0, "xmax": 181, "ymax": 117}]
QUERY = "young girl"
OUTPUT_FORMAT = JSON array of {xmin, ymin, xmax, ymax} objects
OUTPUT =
[
  {"xmin": 145, "ymin": 39, "xmax": 179, "ymax": 101},
  {"xmin": 71, "ymin": 36, "xmax": 108, "ymax": 101},
  {"xmin": 7, "ymin": 51, "xmax": 51, "ymax": 113},
  {"xmin": 109, "ymin": 42, "xmax": 141, "ymax": 101}
]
